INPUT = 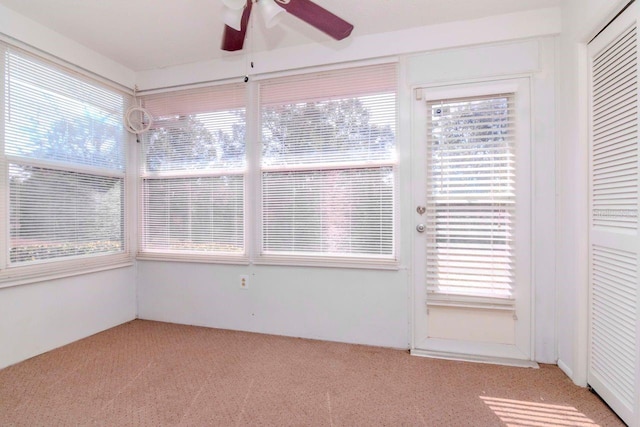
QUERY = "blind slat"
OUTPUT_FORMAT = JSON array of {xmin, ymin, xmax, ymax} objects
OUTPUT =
[{"xmin": 426, "ymin": 93, "xmax": 517, "ymax": 301}]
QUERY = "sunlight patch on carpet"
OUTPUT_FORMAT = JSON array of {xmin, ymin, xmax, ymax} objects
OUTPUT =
[{"xmin": 480, "ymin": 396, "xmax": 599, "ymax": 427}]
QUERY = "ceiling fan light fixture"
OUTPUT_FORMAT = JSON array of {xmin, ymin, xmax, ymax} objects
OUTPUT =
[
  {"xmin": 260, "ymin": 0, "xmax": 286, "ymax": 28},
  {"xmin": 222, "ymin": 0, "xmax": 246, "ymax": 10},
  {"xmin": 223, "ymin": 6, "xmax": 245, "ymax": 31},
  {"xmin": 220, "ymin": 0, "xmax": 354, "ymax": 51}
]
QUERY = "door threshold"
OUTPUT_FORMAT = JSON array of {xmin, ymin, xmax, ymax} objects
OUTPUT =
[{"xmin": 411, "ymin": 348, "xmax": 539, "ymax": 369}]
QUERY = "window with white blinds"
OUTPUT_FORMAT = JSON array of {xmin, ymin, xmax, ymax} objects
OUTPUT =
[
  {"xmin": 426, "ymin": 93, "xmax": 516, "ymax": 302},
  {"xmin": 3, "ymin": 44, "xmax": 130, "ymax": 277},
  {"xmin": 259, "ymin": 64, "xmax": 397, "ymax": 264},
  {"xmin": 139, "ymin": 84, "xmax": 246, "ymax": 261}
]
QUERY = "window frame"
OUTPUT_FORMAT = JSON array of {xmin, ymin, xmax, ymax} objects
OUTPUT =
[
  {"xmin": 0, "ymin": 44, "xmax": 134, "ymax": 288},
  {"xmin": 134, "ymin": 64, "xmax": 400, "ymax": 270},
  {"xmin": 136, "ymin": 83, "xmax": 249, "ymax": 264},
  {"xmin": 422, "ymin": 78, "xmax": 532, "ymax": 309},
  {"xmin": 253, "ymin": 64, "xmax": 400, "ymax": 270}
]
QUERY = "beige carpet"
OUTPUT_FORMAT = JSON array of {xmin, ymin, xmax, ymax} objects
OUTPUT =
[{"xmin": 0, "ymin": 320, "xmax": 624, "ymax": 426}]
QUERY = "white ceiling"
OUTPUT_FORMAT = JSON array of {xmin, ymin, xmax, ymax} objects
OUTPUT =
[{"xmin": 0, "ymin": 0, "xmax": 563, "ymax": 72}]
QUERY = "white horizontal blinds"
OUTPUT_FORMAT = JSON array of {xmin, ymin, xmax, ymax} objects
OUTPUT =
[
  {"xmin": 592, "ymin": 24, "xmax": 638, "ymax": 231},
  {"xmin": 142, "ymin": 176, "xmax": 243, "ymax": 253},
  {"xmin": 141, "ymin": 84, "xmax": 246, "ymax": 174},
  {"xmin": 10, "ymin": 165, "xmax": 124, "ymax": 263},
  {"xmin": 4, "ymin": 46, "xmax": 128, "ymax": 266},
  {"xmin": 260, "ymin": 64, "xmax": 397, "ymax": 258},
  {"xmin": 139, "ymin": 84, "xmax": 245, "ymax": 257},
  {"xmin": 263, "ymin": 168, "xmax": 394, "ymax": 255},
  {"xmin": 5, "ymin": 47, "xmax": 126, "ymax": 171},
  {"xmin": 426, "ymin": 94, "xmax": 516, "ymax": 301}
]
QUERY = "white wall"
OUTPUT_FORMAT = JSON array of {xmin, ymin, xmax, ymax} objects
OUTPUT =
[
  {"xmin": 138, "ymin": 262, "xmax": 409, "ymax": 348},
  {"xmin": 0, "ymin": 3, "xmax": 135, "ymax": 89},
  {"xmin": 135, "ymin": 8, "xmax": 560, "ymax": 91},
  {"xmin": 0, "ymin": 6, "xmax": 138, "ymax": 369},
  {"xmin": 0, "ymin": 266, "xmax": 137, "ymax": 369},
  {"xmin": 138, "ymin": 12, "xmax": 560, "ymax": 359},
  {"xmin": 556, "ymin": 0, "xmax": 629, "ymax": 385}
]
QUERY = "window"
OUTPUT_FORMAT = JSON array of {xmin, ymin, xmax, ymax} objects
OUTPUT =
[
  {"xmin": 1, "ymin": 44, "xmax": 131, "ymax": 282},
  {"xmin": 258, "ymin": 64, "xmax": 398, "ymax": 267},
  {"xmin": 135, "ymin": 64, "xmax": 398, "ymax": 268},
  {"xmin": 426, "ymin": 89, "xmax": 524, "ymax": 304},
  {"xmin": 138, "ymin": 84, "xmax": 246, "ymax": 262}
]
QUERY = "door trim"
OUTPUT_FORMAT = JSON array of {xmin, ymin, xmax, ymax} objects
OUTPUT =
[{"xmin": 411, "ymin": 77, "xmax": 534, "ymax": 363}]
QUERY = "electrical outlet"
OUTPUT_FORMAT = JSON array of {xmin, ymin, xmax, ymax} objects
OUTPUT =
[{"xmin": 239, "ymin": 275, "xmax": 249, "ymax": 290}]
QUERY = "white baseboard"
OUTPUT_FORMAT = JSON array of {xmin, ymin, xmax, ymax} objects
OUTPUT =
[{"xmin": 557, "ymin": 358, "xmax": 573, "ymax": 379}]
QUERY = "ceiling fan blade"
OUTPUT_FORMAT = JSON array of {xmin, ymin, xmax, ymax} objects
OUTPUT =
[
  {"xmin": 277, "ymin": 0, "xmax": 353, "ymax": 41},
  {"xmin": 221, "ymin": 1, "xmax": 253, "ymax": 51}
]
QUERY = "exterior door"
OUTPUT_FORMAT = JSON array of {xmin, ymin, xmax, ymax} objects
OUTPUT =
[{"xmin": 411, "ymin": 78, "xmax": 533, "ymax": 365}]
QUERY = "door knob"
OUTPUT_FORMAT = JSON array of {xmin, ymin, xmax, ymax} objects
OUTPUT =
[{"xmin": 416, "ymin": 224, "xmax": 426, "ymax": 233}]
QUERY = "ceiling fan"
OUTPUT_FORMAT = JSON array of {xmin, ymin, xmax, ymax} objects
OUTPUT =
[{"xmin": 221, "ymin": 0, "xmax": 354, "ymax": 51}]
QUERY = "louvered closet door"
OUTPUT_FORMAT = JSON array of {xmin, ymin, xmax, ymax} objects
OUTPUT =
[{"xmin": 588, "ymin": 3, "xmax": 640, "ymax": 425}]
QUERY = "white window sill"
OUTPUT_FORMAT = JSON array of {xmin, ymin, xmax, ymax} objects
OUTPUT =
[
  {"xmin": 254, "ymin": 254, "xmax": 399, "ymax": 270},
  {"xmin": 0, "ymin": 258, "xmax": 134, "ymax": 289},
  {"xmin": 136, "ymin": 252, "xmax": 250, "ymax": 265},
  {"xmin": 136, "ymin": 252, "xmax": 399, "ymax": 270}
]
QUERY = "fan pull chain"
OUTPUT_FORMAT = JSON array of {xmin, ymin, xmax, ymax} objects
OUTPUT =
[
  {"xmin": 133, "ymin": 85, "xmax": 140, "ymax": 143},
  {"xmin": 244, "ymin": 0, "xmax": 257, "ymax": 83}
]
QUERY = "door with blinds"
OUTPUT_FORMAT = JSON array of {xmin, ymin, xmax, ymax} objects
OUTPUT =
[
  {"xmin": 588, "ymin": 3, "xmax": 640, "ymax": 425},
  {"xmin": 412, "ymin": 79, "xmax": 532, "ymax": 364}
]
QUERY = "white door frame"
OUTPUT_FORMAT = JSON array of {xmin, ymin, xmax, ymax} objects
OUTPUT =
[{"xmin": 410, "ymin": 77, "xmax": 534, "ymax": 366}]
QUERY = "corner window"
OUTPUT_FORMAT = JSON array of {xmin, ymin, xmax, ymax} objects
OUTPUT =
[
  {"xmin": 1, "ymin": 45, "xmax": 131, "ymax": 283},
  {"xmin": 134, "ymin": 64, "xmax": 398, "ymax": 269}
]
